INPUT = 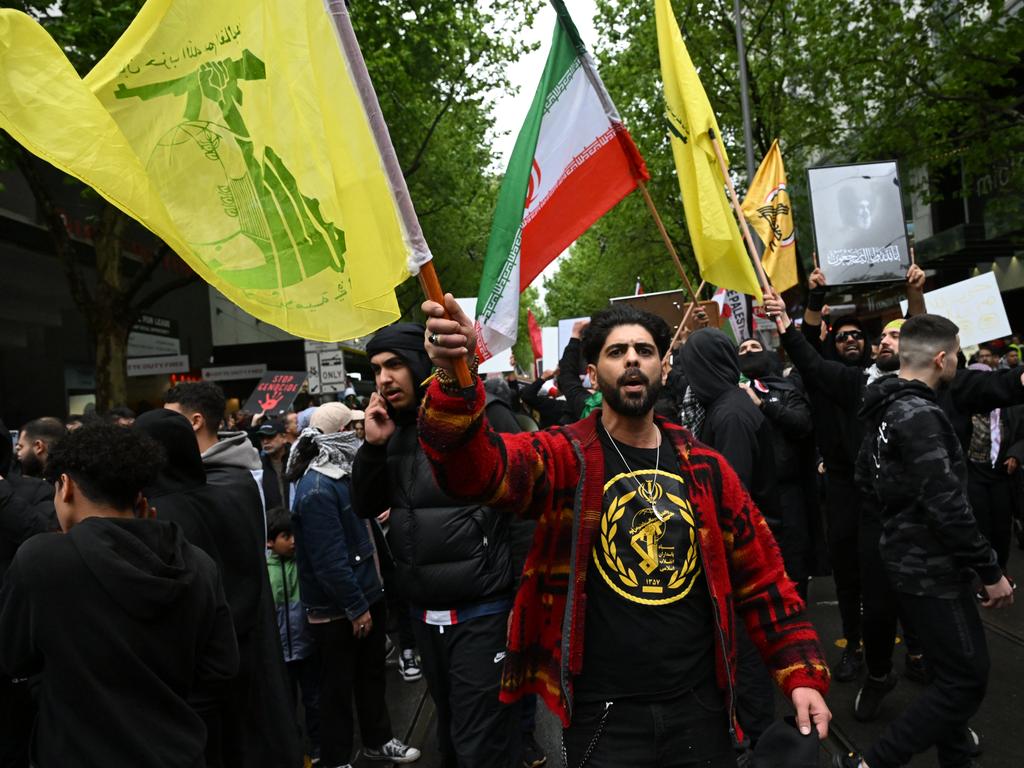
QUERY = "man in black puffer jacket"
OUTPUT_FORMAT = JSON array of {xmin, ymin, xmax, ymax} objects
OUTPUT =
[{"xmin": 352, "ymin": 323, "xmax": 517, "ymax": 768}]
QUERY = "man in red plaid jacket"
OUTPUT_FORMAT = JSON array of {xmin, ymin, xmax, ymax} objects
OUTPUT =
[{"xmin": 404, "ymin": 296, "xmax": 831, "ymax": 767}]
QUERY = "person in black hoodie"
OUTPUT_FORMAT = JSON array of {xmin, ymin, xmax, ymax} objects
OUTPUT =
[
  {"xmin": 0, "ymin": 423, "xmax": 239, "ymax": 768},
  {"xmin": 839, "ymin": 314, "xmax": 1014, "ymax": 768},
  {"xmin": 134, "ymin": 409, "xmax": 303, "ymax": 768},
  {"xmin": 737, "ymin": 340, "xmax": 817, "ymax": 599},
  {"xmin": 0, "ymin": 419, "xmax": 58, "ymax": 768},
  {"xmin": 677, "ymin": 328, "xmax": 780, "ymax": 747},
  {"xmin": 353, "ymin": 323, "xmax": 518, "ymax": 768}
]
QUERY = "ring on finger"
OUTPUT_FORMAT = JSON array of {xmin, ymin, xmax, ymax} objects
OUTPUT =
[{"xmin": 428, "ymin": 333, "xmax": 440, "ymax": 345}]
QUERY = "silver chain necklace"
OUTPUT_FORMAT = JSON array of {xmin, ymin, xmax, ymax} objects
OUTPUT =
[{"xmin": 602, "ymin": 422, "xmax": 671, "ymax": 522}]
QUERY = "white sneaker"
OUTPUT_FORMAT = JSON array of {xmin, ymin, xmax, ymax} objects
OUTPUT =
[
  {"xmin": 363, "ymin": 737, "xmax": 421, "ymax": 763},
  {"xmin": 398, "ymin": 648, "xmax": 422, "ymax": 682}
]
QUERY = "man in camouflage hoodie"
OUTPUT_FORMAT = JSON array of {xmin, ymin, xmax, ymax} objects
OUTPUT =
[{"xmin": 839, "ymin": 314, "xmax": 1014, "ymax": 768}]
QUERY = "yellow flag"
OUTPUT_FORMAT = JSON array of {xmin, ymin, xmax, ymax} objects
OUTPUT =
[
  {"xmin": 654, "ymin": 0, "xmax": 761, "ymax": 301},
  {"xmin": 0, "ymin": 1, "xmax": 427, "ymax": 341},
  {"xmin": 741, "ymin": 140, "xmax": 797, "ymax": 292}
]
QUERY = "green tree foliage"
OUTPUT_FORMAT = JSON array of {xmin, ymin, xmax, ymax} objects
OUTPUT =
[
  {"xmin": 1, "ymin": 0, "xmax": 541, "ymax": 406},
  {"xmin": 542, "ymin": 0, "xmax": 1023, "ymax": 319}
]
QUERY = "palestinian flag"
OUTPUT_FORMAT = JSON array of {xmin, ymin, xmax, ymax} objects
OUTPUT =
[
  {"xmin": 713, "ymin": 287, "xmax": 753, "ymax": 344},
  {"xmin": 475, "ymin": 0, "xmax": 648, "ymax": 359}
]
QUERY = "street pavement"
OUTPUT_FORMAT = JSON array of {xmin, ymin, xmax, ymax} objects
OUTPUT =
[{"xmin": 362, "ymin": 569, "xmax": 1023, "ymax": 767}]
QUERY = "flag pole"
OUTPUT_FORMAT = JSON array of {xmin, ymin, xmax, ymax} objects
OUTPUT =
[
  {"xmin": 662, "ymin": 279, "xmax": 707, "ymax": 366},
  {"xmin": 637, "ymin": 180, "xmax": 702, "ymax": 306},
  {"xmin": 708, "ymin": 130, "xmax": 786, "ymax": 333},
  {"xmin": 326, "ymin": 0, "xmax": 472, "ymax": 387}
]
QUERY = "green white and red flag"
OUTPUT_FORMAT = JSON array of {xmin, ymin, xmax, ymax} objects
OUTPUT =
[{"xmin": 474, "ymin": 0, "xmax": 649, "ymax": 359}]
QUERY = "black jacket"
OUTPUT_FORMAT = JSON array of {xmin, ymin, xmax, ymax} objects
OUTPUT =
[
  {"xmin": 557, "ymin": 337, "xmax": 593, "ymax": 420},
  {"xmin": 0, "ymin": 475, "xmax": 56, "ymax": 581},
  {"xmin": 679, "ymin": 329, "xmax": 780, "ymax": 525},
  {"xmin": 0, "ymin": 517, "xmax": 238, "ymax": 768},
  {"xmin": 856, "ymin": 376, "xmax": 1002, "ymax": 598},
  {"xmin": 135, "ymin": 410, "xmax": 302, "ymax": 768},
  {"xmin": 351, "ymin": 414, "xmax": 514, "ymax": 611},
  {"xmin": 521, "ymin": 376, "xmax": 572, "ymax": 429},
  {"xmin": 780, "ymin": 321, "xmax": 870, "ymax": 475}
]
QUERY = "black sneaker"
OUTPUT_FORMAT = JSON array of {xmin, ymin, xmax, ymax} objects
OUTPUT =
[
  {"xmin": 854, "ymin": 672, "xmax": 898, "ymax": 722},
  {"xmin": 363, "ymin": 737, "xmax": 421, "ymax": 763},
  {"xmin": 833, "ymin": 646, "xmax": 864, "ymax": 682},
  {"xmin": 521, "ymin": 732, "xmax": 547, "ymax": 768},
  {"xmin": 968, "ymin": 725, "xmax": 983, "ymax": 757},
  {"xmin": 831, "ymin": 752, "xmax": 862, "ymax": 768},
  {"xmin": 904, "ymin": 652, "xmax": 932, "ymax": 684}
]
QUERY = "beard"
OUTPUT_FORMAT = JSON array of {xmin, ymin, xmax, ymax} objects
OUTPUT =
[
  {"xmin": 599, "ymin": 368, "xmax": 662, "ymax": 418},
  {"xmin": 18, "ymin": 451, "xmax": 44, "ymax": 478},
  {"xmin": 876, "ymin": 351, "xmax": 900, "ymax": 372}
]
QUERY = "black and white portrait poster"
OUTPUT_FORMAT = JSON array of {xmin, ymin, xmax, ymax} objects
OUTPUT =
[{"xmin": 807, "ymin": 161, "xmax": 911, "ymax": 285}]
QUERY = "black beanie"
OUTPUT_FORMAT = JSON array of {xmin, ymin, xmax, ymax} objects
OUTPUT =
[{"xmin": 365, "ymin": 323, "xmax": 433, "ymax": 404}]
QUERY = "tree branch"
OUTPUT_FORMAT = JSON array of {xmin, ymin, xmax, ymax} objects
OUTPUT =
[
  {"xmin": 402, "ymin": 93, "xmax": 455, "ymax": 179},
  {"xmin": 7, "ymin": 141, "xmax": 94, "ymax": 313},
  {"xmin": 131, "ymin": 272, "xmax": 201, "ymax": 314},
  {"xmin": 123, "ymin": 243, "xmax": 173, "ymax": 302}
]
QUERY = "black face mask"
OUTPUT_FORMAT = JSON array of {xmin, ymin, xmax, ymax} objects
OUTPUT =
[{"xmin": 738, "ymin": 351, "xmax": 778, "ymax": 380}]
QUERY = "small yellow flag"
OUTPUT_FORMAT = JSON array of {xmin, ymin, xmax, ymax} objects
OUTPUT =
[
  {"xmin": 0, "ymin": 0, "xmax": 424, "ymax": 341},
  {"xmin": 654, "ymin": 0, "xmax": 761, "ymax": 301},
  {"xmin": 741, "ymin": 140, "xmax": 798, "ymax": 293}
]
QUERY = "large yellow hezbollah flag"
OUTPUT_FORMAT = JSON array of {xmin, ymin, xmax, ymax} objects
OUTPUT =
[
  {"xmin": 0, "ymin": 0, "xmax": 427, "ymax": 341},
  {"xmin": 741, "ymin": 139, "xmax": 797, "ymax": 292},
  {"xmin": 654, "ymin": 0, "xmax": 761, "ymax": 301}
]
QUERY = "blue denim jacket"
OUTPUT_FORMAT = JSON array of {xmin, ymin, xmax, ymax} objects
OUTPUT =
[{"xmin": 291, "ymin": 470, "xmax": 383, "ymax": 621}]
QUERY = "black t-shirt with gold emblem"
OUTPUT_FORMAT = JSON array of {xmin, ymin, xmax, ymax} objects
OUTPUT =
[{"xmin": 574, "ymin": 425, "xmax": 715, "ymax": 702}]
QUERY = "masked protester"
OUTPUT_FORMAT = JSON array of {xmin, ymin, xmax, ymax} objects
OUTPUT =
[{"xmin": 738, "ymin": 340, "xmax": 817, "ymax": 600}]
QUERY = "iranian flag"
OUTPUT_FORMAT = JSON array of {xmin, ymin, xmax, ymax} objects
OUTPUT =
[{"xmin": 475, "ymin": 0, "xmax": 649, "ymax": 359}]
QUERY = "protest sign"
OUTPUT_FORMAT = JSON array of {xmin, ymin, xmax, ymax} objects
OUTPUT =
[
  {"xmin": 808, "ymin": 161, "xmax": 911, "ymax": 286},
  {"xmin": 242, "ymin": 371, "xmax": 306, "ymax": 416},
  {"xmin": 899, "ymin": 272, "xmax": 1010, "ymax": 348},
  {"xmin": 542, "ymin": 327, "xmax": 559, "ymax": 372},
  {"xmin": 610, "ymin": 289, "xmax": 719, "ymax": 336},
  {"xmin": 558, "ymin": 317, "xmax": 591, "ymax": 365}
]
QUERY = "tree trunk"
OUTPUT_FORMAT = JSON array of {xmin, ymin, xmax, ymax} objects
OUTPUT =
[
  {"xmin": 94, "ymin": 321, "xmax": 129, "ymax": 412},
  {"xmin": 92, "ymin": 205, "xmax": 131, "ymax": 412}
]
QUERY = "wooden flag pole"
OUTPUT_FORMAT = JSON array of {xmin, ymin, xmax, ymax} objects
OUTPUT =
[
  {"xmin": 637, "ymin": 180, "xmax": 702, "ymax": 306},
  {"xmin": 708, "ymin": 130, "xmax": 785, "ymax": 332},
  {"xmin": 662, "ymin": 279, "xmax": 707, "ymax": 366},
  {"xmin": 418, "ymin": 261, "xmax": 474, "ymax": 387}
]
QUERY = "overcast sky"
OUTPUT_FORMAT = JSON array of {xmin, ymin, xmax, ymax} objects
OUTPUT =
[{"xmin": 489, "ymin": 1, "xmax": 600, "ymax": 305}]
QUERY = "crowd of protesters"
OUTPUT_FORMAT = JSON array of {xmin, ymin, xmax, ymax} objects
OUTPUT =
[{"xmin": 0, "ymin": 265, "xmax": 1019, "ymax": 768}]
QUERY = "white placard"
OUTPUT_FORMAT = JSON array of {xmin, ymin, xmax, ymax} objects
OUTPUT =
[
  {"xmin": 127, "ymin": 354, "xmax": 190, "ymax": 377},
  {"xmin": 541, "ymin": 327, "xmax": 559, "ymax": 372},
  {"xmin": 899, "ymin": 271, "xmax": 1010, "ymax": 348},
  {"xmin": 557, "ymin": 317, "xmax": 590, "ymax": 365},
  {"xmin": 202, "ymin": 364, "xmax": 267, "ymax": 382}
]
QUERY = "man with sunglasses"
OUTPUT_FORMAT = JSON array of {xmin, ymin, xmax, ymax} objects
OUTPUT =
[{"xmin": 765, "ymin": 275, "xmax": 1024, "ymax": 727}]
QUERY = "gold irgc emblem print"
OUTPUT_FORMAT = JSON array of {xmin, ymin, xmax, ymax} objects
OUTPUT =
[{"xmin": 596, "ymin": 472, "xmax": 701, "ymax": 605}]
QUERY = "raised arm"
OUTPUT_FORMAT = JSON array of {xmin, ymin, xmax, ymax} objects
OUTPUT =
[
  {"xmin": 419, "ymin": 294, "xmax": 558, "ymax": 517},
  {"xmin": 557, "ymin": 323, "xmax": 592, "ymax": 419},
  {"xmin": 764, "ymin": 288, "xmax": 863, "ymax": 405}
]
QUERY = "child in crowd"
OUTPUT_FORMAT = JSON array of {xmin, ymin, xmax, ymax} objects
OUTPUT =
[{"xmin": 267, "ymin": 506, "xmax": 321, "ymax": 765}]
